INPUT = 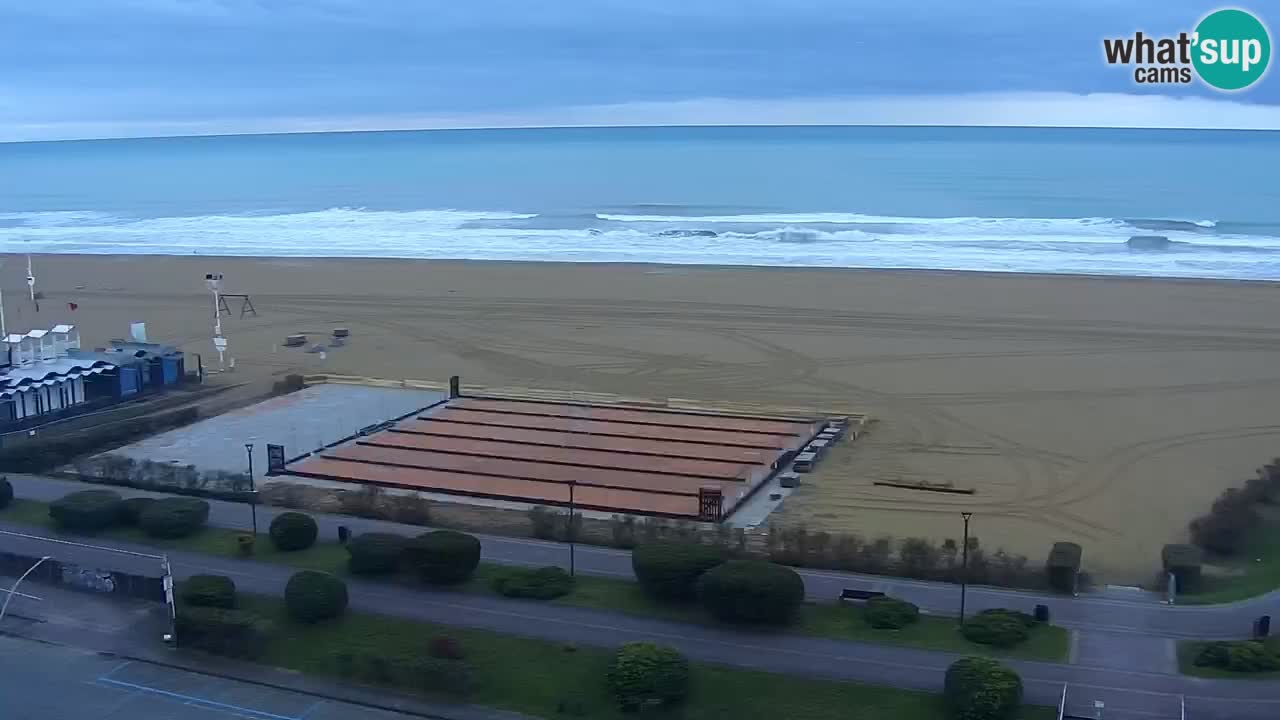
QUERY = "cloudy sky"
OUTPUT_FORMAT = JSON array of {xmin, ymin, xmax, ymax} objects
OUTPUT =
[{"xmin": 1, "ymin": 0, "xmax": 1276, "ymax": 141}]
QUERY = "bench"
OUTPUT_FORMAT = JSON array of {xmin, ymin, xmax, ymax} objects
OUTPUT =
[{"xmin": 839, "ymin": 588, "xmax": 885, "ymax": 603}]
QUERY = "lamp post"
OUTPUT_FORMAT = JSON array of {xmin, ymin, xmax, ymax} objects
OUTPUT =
[
  {"xmin": 1, "ymin": 555, "xmax": 51, "ymax": 622},
  {"xmin": 245, "ymin": 442, "xmax": 258, "ymax": 535},
  {"xmin": 959, "ymin": 512, "xmax": 973, "ymax": 625},
  {"xmin": 567, "ymin": 480, "xmax": 577, "ymax": 577}
]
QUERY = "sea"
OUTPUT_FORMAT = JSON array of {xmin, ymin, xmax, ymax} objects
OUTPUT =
[{"xmin": 2, "ymin": 125, "xmax": 1279, "ymax": 280}]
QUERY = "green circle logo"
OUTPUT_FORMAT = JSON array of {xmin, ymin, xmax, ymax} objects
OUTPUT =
[{"xmin": 1193, "ymin": 9, "xmax": 1271, "ymax": 90}]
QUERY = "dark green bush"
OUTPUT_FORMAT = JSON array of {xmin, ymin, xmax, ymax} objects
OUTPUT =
[
  {"xmin": 402, "ymin": 530, "xmax": 480, "ymax": 584},
  {"xmin": 1162, "ymin": 543, "xmax": 1203, "ymax": 592},
  {"xmin": 1194, "ymin": 640, "xmax": 1280, "ymax": 672},
  {"xmin": 961, "ymin": 609, "xmax": 1035, "ymax": 648},
  {"xmin": 139, "ymin": 497, "xmax": 209, "ymax": 538},
  {"xmin": 48, "ymin": 489, "xmax": 123, "ymax": 531},
  {"xmin": 944, "ymin": 656, "xmax": 1023, "ymax": 720},
  {"xmin": 176, "ymin": 605, "xmax": 273, "ymax": 659},
  {"xmin": 632, "ymin": 541, "xmax": 726, "ymax": 601},
  {"xmin": 0, "ymin": 477, "xmax": 13, "ymax": 509},
  {"xmin": 697, "ymin": 559, "xmax": 804, "ymax": 625},
  {"xmin": 491, "ymin": 566, "xmax": 574, "ymax": 599},
  {"xmin": 864, "ymin": 596, "xmax": 920, "ymax": 629},
  {"xmin": 1045, "ymin": 542, "xmax": 1082, "ymax": 594},
  {"xmin": 284, "ymin": 570, "xmax": 349, "ymax": 623},
  {"xmin": 606, "ymin": 642, "xmax": 690, "ymax": 711},
  {"xmin": 116, "ymin": 496, "xmax": 157, "ymax": 526},
  {"xmin": 180, "ymin": 575, "xmax": 237, "ymax": 609},
  {"xmin": 346, "ymin": 532, "xmax": 408, "ymax": 575},
  {"xmin": 269, "ymin": 512, "xmax": 318, "ymax": 552},
  {"xmin": 0, "ymin": 406, "xmax": 199, "ymax": 473}
]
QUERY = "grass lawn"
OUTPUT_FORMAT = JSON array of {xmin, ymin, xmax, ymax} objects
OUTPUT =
[
  {"xmin": 1177, "ymin": 519, "xmax": 1280, "ymax": 605},
  {"xmin": 1177, "ymin": 640, "xmax": 1280, "ymax": 679},
  {"xmin": 232, "ymin": 594, "xmax": 1054, "ymax": 720},
  {"xmin": 1, "ymin": 497, "xmax": 1066, "ymax": 661}
]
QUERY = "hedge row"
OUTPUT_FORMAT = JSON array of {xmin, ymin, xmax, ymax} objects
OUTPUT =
[
  {"xmin": 632, "ymin": 541, "xmax": 725, "ymax": 601},
  {"xmin": 491, "ymin": 566, "xmax": 574, "ymax": 600},
  {"xmin": 864, "ymin": 596, "xmax": 919, "ymax": 630},
  {"xmin": 1194, "ymin": 639, "xmax": 1280, "ymax": 673},
  {"xmin": 697, "ymin": 559, "xmax": 804, "ymax": 625},
  {"xmin": 961, "ymin": 609, "xmax": 1038, "ymax": 649},
  {"xmin": 47, "ymin": 489, "xmax": 209, "ymax": 539},
  {"xmin": 0, "ymin": 406, "xmax": 199, "ymax": 473}
]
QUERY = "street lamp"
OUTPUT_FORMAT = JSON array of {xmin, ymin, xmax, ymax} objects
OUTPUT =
[
  {"xmin": 244, "ymin": 442, "xmax": 258, "ymax": 535},
  {"xmin": 959, "ymin": 512, "xmax": 973, "ymax": 625},
  {"xmin": 1, "ymin": 555, "xmax": 51, "ymax": 622},
  {"xmin": 567, "ymin": 480, "xmax": 577, "ymax": 577}
]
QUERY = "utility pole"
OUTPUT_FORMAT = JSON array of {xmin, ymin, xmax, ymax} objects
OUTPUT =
[
  {"xmin": 0, "ymin": 555, "xmax": 51, "ymax": 622},
  {"xmin": 959, "ymin": 512, "xmax": 973, "ymax": 625},
  {"xmin": 568, "ymin": 480, "xmax": 577, "ymax": 577}
]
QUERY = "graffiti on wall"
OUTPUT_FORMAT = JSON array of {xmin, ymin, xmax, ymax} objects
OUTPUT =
[{"xmin": 60, "ymin": 563, "xmax": 116, "ymax": 593}]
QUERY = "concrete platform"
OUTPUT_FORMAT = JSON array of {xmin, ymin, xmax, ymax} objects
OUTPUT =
[{"xmin": 109, "ymin": 384, "xmax": 446, "ymax": 475}]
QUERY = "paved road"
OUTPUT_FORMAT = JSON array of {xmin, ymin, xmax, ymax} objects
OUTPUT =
[
  {"xmin": 0, "ymin": 633, "xmax": 450, "ymax": 720},
  {"xmin": 3, "ymin": 516, "xmax": 1280, "ymax": 719},
  {"xmin": 8, "ymin": 474, "xmax": 1275, "ymax": 641}
]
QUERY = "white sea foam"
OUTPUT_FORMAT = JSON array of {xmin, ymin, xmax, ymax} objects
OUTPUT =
[{"xmin": 0, "ymin": 207, "xmax": 1276, "ymax": 281}]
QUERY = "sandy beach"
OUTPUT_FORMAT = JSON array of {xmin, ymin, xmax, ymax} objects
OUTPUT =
[{"xmin": 6, "ymin": 254, "xmax": 1280, "ymax": 582}]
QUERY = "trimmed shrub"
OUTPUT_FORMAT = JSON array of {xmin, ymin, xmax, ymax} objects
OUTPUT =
[
  {"xmin": 48, "ymin": 489, "xmax": 123, "ymax": 532},
  {"xmin": 402, "ymin": 530, "xmax": 480, "ymax": 584},
  {"xmin": 1162, "ymin": 544, "xmax": 1203, "ymax": 592},
  {"xmin": 180, "ymin": 575, "xmax": 237, "ymax": 609},
  {"xmin": 284, "ymin": 570, "xmax": 348, "ymax": 623},
  {"xmin": 428, "ymin": 635, "xmax": 466, "ymax": 660},
  {"xmin": 1046, "ymin": 542, "xmax": 1082, "ymax": 594},
  {"xmin": 1194, "ymin": 640, "xmax": 1280, "ymax": 672},
  {"xmin": 944, "ymin": 656, "xmax": 1023, "ymax": 720},
  {"xmin": 491, "ymin": 566, "xmax": 574, "ymax": 600},
  {"xmin": 961, "ymin": 609, "xmax": 1035, "ymax": 648},
  {"xmin": 697, "ymin": 560, "xmax": 804, "ymax": 625},
  {"xmin": 606, "ymin": 642, "xmax": 690, "ymax": 711},
  {"xmin": 632, "ymin": 541, "xmax": 726, "ymax": 601},
  {"xmin": 116, "ymin": 496, "xmax": 157, "ymax": 526},
  {"xmin": 346, "ymin": 532, "xmax": 408, "ymax": 575},
  {"xmin": 176, "ymin": 606, "xmax": 273, "ymax": 659},
  {"xmin": 269, "ymin": 512, "xmax": 318, "ymax": 552},
  {"xmin": 0, "ymin": 406, "xmax": 199, "ymax": 473},
  {"xmin": 139, "ymin": 497, "xmax": 210, "ymax": 538},
  {"xmin": 864, "ymin": 596, "xmax": 920, "ymax": 630},
  {"xmin": 0, "ymin": 476, "xmax": 12, "ymax": 509}
]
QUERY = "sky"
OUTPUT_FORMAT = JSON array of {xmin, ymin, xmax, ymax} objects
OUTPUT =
[{"xmin": 0, "ymin": 0, "xmax": 1277, "ymax": 141}]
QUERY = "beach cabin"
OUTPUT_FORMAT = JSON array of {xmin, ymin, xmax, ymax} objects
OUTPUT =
[{"xmin": 0, "ymin": 326, "xmax": 115, "ymax": 427}]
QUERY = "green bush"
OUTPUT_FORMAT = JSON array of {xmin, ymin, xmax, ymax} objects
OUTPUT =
[
  {"xmin": 606, "ymin": 642, "xmax": 690, "ymax": 711},
  {"xmin": 0, "ymin": 406, "xmax": 199, "ymax": 473},
  {"xmin": 116, "ymin": 496, "xmax": 157, "ymax": 526},
  {"xmin": 48, "ymin": 489, "xmax": 123, "ymax": 531},
  {"xmin": 428, "ymin": 635, "xmax": 466, "ymax": 660},
  {"xmin": 1045, "ymin": 542, "xmax": 1082, "ymax": 594},
  {"xmin": 961, "ymin": 609, "xmax": 1035, "ymax": 648},
  {"xmin": 346, "ymin": 532, "xmax": 408, "ymax": 575},
  {"xmin": 176, "ymin": 605, "xmax": 273, "ymax": 659},
  {"xmin": 402, "ymin": 530, "xmax": 481, "ymax": 584},
  {"xmin": 180, "ymin": 575, "xmax": 237, "ymax": 609},
  {"xmin": 944, "ymin": 656, "xmax": 1023, "ymax": 720},
  {"xmin": 864, "ymin": 596, "xmax": 920, "ymax": 629},
  {"xmin": 0, "ymin": 477, "xmax": 12, "ymax": 509},
  {"xmin": 1194, "ymin": 641, "xmax": 1280, "ymax": 672},
  {"xmin": 269, "ymin": 512, "xmax": 318, "ymax": 551},
  {"xmin": 403, "ymin": 656, "xmax": 476, "ymax": 696},
  {"xmin": 1162, "ymin": 543, "xmax": 1202, "ymax": 592},
  {"xmin": 491, "ymin": 566, "xmax": 574, "ymax": 599},
  {"xmin": 697, "ymin": 559, "xmax": 804, "ymax": 625},
  {"xmin": 139, "ymin": 497, "xmax": 210, "ymax": 538},
  {"xmin": 284, "ymin": 571, "xmax": 349, "ymax": 623},
  {"xmin": 632, "ymin": 541, "xmax": 726, "ymax": 601}
]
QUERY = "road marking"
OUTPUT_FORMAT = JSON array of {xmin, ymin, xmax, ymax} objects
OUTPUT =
[
  {"xmin": 1068, "ymin": 630, "xmax": 1079, "ymax": 664},
  {"xmin": 95, "ymin": 677, "xmax": 302, "ymax": 720},
  {"xmin": 101, "ymin": 660, "xmax": 133, "ymax": 680}
]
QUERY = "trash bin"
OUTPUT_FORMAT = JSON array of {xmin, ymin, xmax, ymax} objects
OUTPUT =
[
  {"xmin": 1034, "ymin": 604, "xmax": 1050, "ymax": 623},
  {"xmin": 338, "ymin": 525, "xmax": 350, "ymax": 544}
]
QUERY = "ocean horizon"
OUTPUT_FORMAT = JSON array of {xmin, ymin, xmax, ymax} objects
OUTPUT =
[{"xmin": 2, "ymin": 125, "xmax": 1279, "ymax": 280}]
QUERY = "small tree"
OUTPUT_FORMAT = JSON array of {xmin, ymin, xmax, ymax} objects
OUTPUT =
[
  {"xmin": 632, "ymin": 542, "xmax": 726, "ymax": 601},
  {"xmin": 697, "ymin": 560, "xmax": 804, "ymax": 625},
  {"xmin": 606, "ymin": 643, "xmax": 690, "ymax": 711},
  {"xmin": 944, "ymin": 656, "xmax": 1023, "ymax": 720},
  {"xmin": 284, "ymin": 571, "xmax": 348, "ymax": 623},
  {"xmin": 269, "ymin": 512, "xmax": 319, "ymax": 552},
  {"xmin": 403, "ymin": 530, "xmax": 481, "ymax": 584}
]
